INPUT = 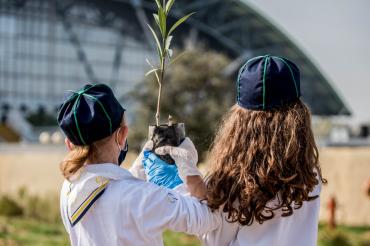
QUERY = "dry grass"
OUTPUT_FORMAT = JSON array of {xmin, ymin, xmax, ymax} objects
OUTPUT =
[
  {"xmin": 1, "ymin": 144, "xmax": 370, "ymax": 226},
  {"xmin": 0, "ymin": 144, "xmax": 137, "ymax": 196}
]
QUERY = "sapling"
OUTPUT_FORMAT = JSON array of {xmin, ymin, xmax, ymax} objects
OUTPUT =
[{"xmin": 145, "ymin": 0, "xmax": 194, "ymax": 163}]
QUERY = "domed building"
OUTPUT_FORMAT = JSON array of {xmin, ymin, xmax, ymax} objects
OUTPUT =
[{"xmin": 0, "ymin": 0, "xmax": 350, "ymax": 117}]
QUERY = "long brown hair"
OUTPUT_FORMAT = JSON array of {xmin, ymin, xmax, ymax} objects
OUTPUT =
[
  {"xmin": 206, "ymin": 100, "xmax": 326, "ymax": 226},
  {"xmin": 60, "ymin": 145, "xmax": 95, "ymax": 180}
]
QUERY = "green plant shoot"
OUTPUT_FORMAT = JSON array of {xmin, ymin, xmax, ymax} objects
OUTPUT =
[{"xmin": 145, "ymin": 0, "xmax": 195, "ymax": 126}]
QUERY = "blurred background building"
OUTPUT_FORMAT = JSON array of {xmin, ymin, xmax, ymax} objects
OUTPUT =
[{"xmin": 1, "ymin": 0, "xmax": 363, "ymax": 144}]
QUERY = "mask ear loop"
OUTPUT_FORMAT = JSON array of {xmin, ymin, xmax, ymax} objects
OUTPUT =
[
  {"xmin": 123, "ymin": 140, "xmax": 128, "ymax": 151},
  {"xmin": 115, "ymin": 128, "xmax": 123, "ymax": 151}
]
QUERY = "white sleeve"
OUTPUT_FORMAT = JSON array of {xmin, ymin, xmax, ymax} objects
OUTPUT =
[
  {"xmin": 60, "ymin": 181, "xmax": 71, "ymax": 234},
  {"xmin": 135, "ymin": 182, "xmax": 221, "ymax": 236},
  {"xmin": 172, "ymin": 182, "xmax": 239, "ymax": 245},
  {"xmin": 173, "ymin": 183, "xmax": 190, "ymax": 196},
  {"xmin": 199, "ymin": 212, "xmax": 240, "ymax": 246}
]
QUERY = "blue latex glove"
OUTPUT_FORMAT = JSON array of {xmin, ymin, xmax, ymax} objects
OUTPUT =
[{"xmin": 142, "ymin": 151, "xmax": 183, "ymax": 189}]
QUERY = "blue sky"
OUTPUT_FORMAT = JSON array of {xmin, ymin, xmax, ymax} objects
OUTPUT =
[{"xmin": 244, "ymin": 0, "xmax": 370, "ymax": 124}]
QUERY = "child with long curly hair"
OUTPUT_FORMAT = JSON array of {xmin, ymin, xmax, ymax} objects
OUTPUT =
[{"xmin": 143, "ymin": 55, "xmax": 326, "ymax": 246}]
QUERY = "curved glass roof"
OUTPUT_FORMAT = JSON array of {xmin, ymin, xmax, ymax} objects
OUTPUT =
[
  {"xmin": 0, "ymin": 0, "xmax": 350, "ymax": 115},
  {"xmin": 136, "ymin": 0, "xmax": 350, "ymax": 115}
]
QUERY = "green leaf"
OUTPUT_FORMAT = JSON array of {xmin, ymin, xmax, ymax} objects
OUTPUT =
[
  {"xmin": 145, "ymin": 58, "xmax": 154, "ymax": 68},
  {"xmin": 158, "ymin": 8, "xmax": 167, "ymax": 36},
  {"xmin": 167, "ymin": 49, "xmax": 173, "ymax": 59},
  {"xmin": 165, "ymin": 35, "xmax": 173, "ymax": 50},
  {"xmin": 145, "ymin": 59, "xmax": 160, "ymax": 83},
  {"xmin": 147, "ymin": 24, "xmax": 163, "ymax": 58},
  {"xmin": 153, "ymin": 14, "xmax": 160, "ymax": 29},
  {"xmin": 165, "ymin": 0, "xmax": 175, "ymax": 14},
  {"xmin": 154, "ymin": 0, "xmax": 162, "ymax": 8},
  {"xmin": 145, "ymin": 68, "xmax": 160, "ymax": 76},
  {"xmin": 168, "ymin": 12, "xmax": 195, "ymax": 35}
]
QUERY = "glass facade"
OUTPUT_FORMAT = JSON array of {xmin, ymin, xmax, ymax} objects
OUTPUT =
[
  {"xmin": 0, "ymin": 0, "xmax": 155, "ymax": 112},
  {"xmin": 0, "ymin": 0, "xmax": 350, "ymax": 116}
]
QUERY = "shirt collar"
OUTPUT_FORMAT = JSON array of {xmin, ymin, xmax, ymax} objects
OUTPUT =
[
  {"xmin": 66, "ymin": 163, "xmax": 133, "ymax": 227},
  {"xmin": 83, "ymin": 163, "xmax": 133, "ymax": 181}
]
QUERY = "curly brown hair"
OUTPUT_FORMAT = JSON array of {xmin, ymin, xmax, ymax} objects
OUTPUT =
[{"xmin": 205, "ymin": 100, "xmax": 326, "ymax": 226}]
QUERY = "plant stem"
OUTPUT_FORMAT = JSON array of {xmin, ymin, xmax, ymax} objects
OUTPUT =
[
  {"xmin": 156, "ymin": 50, "xmax": 166, "ymax": 126},
  {"xmin": 155, "ymin": 83, "xmax": 162, "ymax": 126},
  {"xmin": 155, "ymin": 0, "xmax": 167, "ymax": 126},
  {"xmin": 148, "ymin": 0, "xmax": 193, "ymax": 126}
]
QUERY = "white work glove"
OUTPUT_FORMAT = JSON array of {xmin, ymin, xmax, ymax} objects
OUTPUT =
[
  {"xmin": 155, "ymin": 137, "xmax": 201, "ymax": 182},
  {"xmin": 129, "ymin": 140, "xmax": 153, "ymax": 180}
]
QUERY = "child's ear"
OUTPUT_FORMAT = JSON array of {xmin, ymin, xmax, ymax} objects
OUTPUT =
[
  {"xmin": 65, "ymin": 138, "xmax": 75, "ymax": 151},
  {"xmin": 118, "ymin": 125, "xmax": 128, "ymax": 146}
]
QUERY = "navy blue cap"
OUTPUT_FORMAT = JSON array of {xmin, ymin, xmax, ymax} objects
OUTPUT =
[
  {"xmin": 236, "ymin": 55, "xmax": 301, "ymax": 110},
  {"xmin": 57, "ymin": 84, "xmax": 125, "ymax": 146}
]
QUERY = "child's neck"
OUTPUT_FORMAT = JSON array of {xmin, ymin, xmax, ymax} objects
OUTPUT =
[{"xmin": 85, "ymin": 156, "xmax": 118, "ymax": 166}]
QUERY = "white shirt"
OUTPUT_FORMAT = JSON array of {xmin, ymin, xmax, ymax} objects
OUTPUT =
[
  {"xmin": 200, "ymin": 183, "xmax": 322, "ymax": 246},
  {"xmin": 131, "ymin": 162, "xmax": 322, "ymax": 246},
  {"xmin": 60, "ymin": 164, "xmax": 221, "ymax": 246}
]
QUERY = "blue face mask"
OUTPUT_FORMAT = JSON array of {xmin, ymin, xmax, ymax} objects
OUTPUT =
[{"xmin": 118, "ymin": 140, "xmax": 128, "ymax": 166}]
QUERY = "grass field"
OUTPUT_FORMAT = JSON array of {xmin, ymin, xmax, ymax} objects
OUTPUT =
[
  {"xmin": 0, "ymin": 217, "xmax": 201, "ymax": 246},
  {"xmin": 1, "ymin": 216, "xmax": 370, "ymax": 246},
  {"xmin": 318, "ymin": 224, "xmax": 370, "ymax": 246}
]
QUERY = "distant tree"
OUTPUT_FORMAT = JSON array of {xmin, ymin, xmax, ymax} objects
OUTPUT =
[
  {"xmin": 129, "ymin": 49, "xmax": 234, "ymax": 159},
  {"xmin": 26, "ymin": 106, "xmax": 56, "ymax": 127}
]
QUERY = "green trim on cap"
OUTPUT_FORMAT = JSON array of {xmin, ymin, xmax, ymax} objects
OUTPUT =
[
  {"xmin": 262, "ymin": 56, "xmax": 270, "ymax": 110},
  {"xmin": 83, "ymin": 94, "xmax": 113, "ymax": 135},
  {"xmin": 77, "ymin": 84, "xmax": 97, "ymax": 95},
  {"xmin": 73, "ymin": 94, "xmax": 87, "ymax": 145},
  {"xmin": 60, "ymin": 84, "xmax": 97, "ymax": 114},
  {"xmin": 273, "ymin": 56, "xmax": 299, "ymax": 97},
  {"xmin": 61, "ymin": 84, "xmax": 112, "ymax": 145},
  {"xmin": 236, "ymin": 64, "xmax": 247, "ymax": 102},
  {"xmin": 58, "ymin": 93, "xmax": 79, "ymax": 116},
  {"xmin": 236, "ymin": 55, "xmax": 264, "ymax": 102}
]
